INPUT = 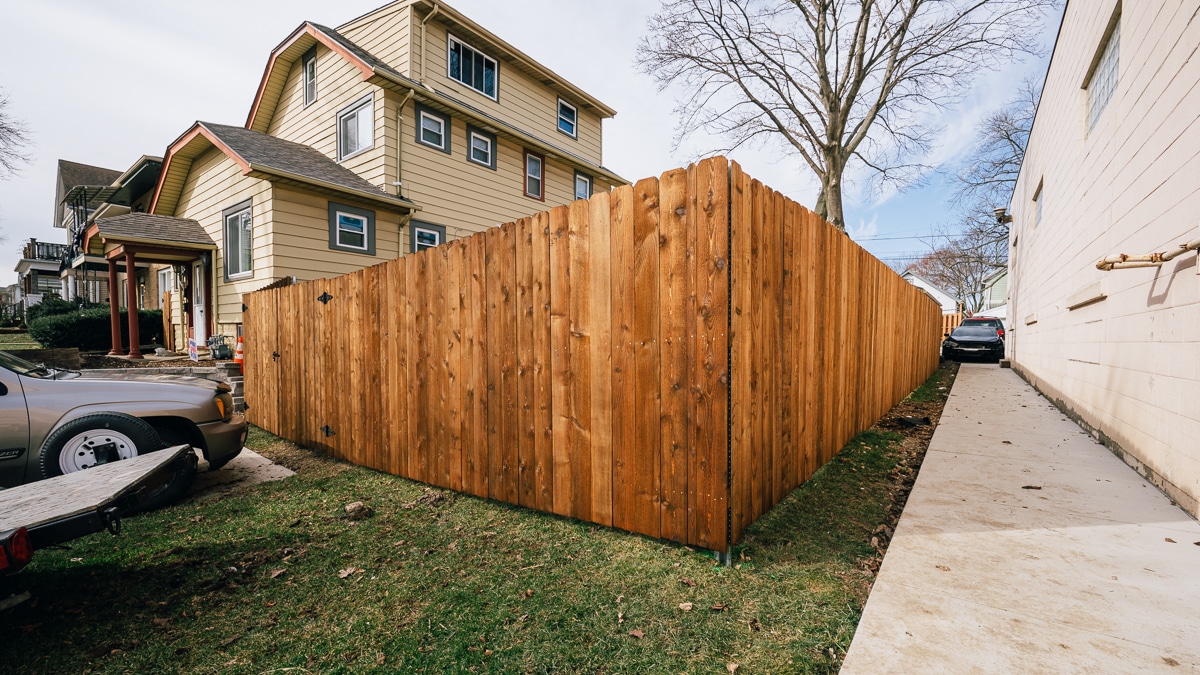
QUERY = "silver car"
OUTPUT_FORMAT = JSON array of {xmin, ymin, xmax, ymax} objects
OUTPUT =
[{"xmin": 0, "ymin": 351, "xmax": 246, "ymax": 507}]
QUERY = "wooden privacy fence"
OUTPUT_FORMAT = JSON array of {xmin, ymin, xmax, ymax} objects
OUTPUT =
[
  {"xmin": 244, "ymin": 157, "xmax": 941, "ymax": 553},
  {"xmin": 941, "ymin": 310, "xmax": 964, "ymax": 339}
]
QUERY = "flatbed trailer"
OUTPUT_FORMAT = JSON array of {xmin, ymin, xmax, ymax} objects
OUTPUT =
[{"xmin": 0, "ymin": 445, "xmax": 196, "ymax": 574}]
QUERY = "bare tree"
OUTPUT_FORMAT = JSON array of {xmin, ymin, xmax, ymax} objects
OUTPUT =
[
  {"xmin": 637, "ymin": 0, "xmax": 1055, "ymax": 229},
  {"xmin": 907, "ymin": 227, "xmax": 1003, "ymax": 313},
  {"xmin": 0, "ymin": 89, "xmax": 31, "ymax": 179}
]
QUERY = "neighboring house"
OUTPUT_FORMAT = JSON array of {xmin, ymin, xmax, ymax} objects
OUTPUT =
[
  {"xmin": 52, "ymin": 159, "xmax": 123, "ymax": 303},
  {"xmin": 1008, "ymin": 1, "xmax": 1200, "ymax": 517},
  {"xmin": 901, "ymin": 271, "xmax": 959, "ymax": 315},
  {"xmin": 61, "ymin": 155, "xmax": 170, "ymax": 312},
  {"xmin": 976, "ymin": 268, "xmax": 1007, "ymax": 319},
  {"xmin": 13, "ymin": 239, "xmax": 68, "ymax": 313},
  {"xmin": 123, "ymin": 0, "xmax": 626, "ymax": 355}
]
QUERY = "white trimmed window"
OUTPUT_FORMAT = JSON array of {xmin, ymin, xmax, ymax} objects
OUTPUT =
[
  {"xmin": 466, "ymin": 124, "xmax": 497, "ymax": 170},
  {"xmin": 328, "ymin": 202, "xmax": 376, "ymax": 255},
  {"xmin": 337, "ymin": 94, "xmax": 374, "ymax": 160},
  {"xmin": 223, "ymin": 202, "xmax": 253, "ymax": 279},
  {"xmin": 411, "ymin": 221, "xmax": 446, "ymax": 253},
  {"xmin": 414, "ymin": 103, "xmax": 451, "ymax": 154},
  {"xmin": 1086, "ymin": 16, "xmax": 1119, "ymax": 132},
  {"xmin": 335, "ymin": 212, "xmax": 368, "ymax": 250},
  {"xmin": 302, "ymin": 48, "xmax": 317, "ymax": 106},
  {"xmin": 420, "ymin": 112, "xmax": 446, "ymax": 149},
  {"xmin": 557, "ymin": 99, "xmax": 577, "ymax": 138},
  {"xmin": 448, "ymin": 35, "xmax": 498, "ymax": 99},
  {"xmin": 574, "ymin": 172, "xmax": 592, "ymax": 200},
  {"xmin": 524, "ymin": 150, "xmax": 544, "ymax": 200}
]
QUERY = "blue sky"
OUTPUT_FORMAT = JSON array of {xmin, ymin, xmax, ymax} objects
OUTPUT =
[{"xmin": 0, "ymin": 0, "xmax": 1062, "ymax": 285}]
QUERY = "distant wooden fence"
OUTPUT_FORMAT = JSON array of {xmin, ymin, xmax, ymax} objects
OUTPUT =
[
  {"xmin": 244, "ymin": 157, "xmax": 940, "ymax": 552},
  {"xmin": 941, "ymin": 311, "xmax": 964, "ymax": 338}
]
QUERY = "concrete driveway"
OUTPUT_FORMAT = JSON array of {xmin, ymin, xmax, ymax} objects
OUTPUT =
[{"xmin": 841, "ymin": 363, "xmax": 1200, "ymax": 673}]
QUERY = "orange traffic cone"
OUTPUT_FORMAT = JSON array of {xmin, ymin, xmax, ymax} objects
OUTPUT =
[{"xmin": 234, "ymin": 335, "xmax": 244, "ymax": 374}]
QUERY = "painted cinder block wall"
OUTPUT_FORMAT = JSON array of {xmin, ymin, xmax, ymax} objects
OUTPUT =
[{"xmin": 1008, "ymin": 0, "xmax": 1200, "ymax": 516}]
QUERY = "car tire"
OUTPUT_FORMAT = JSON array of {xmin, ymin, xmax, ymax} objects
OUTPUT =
[{"xmin": 38, "ymin": 413, "xmax": 196, "ymax": 511}]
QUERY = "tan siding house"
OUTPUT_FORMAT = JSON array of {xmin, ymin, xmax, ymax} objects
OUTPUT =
[
  {"xmin": 139, "ymin": 0, "xmax": 621, "ymax": 354},
  {"xmin": 1008, "ymin": 0, "xmax": 1200, "ymax": 516}
]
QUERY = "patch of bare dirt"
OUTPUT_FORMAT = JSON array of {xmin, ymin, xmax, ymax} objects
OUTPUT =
[{"xmin": 859, "ymin": 359, "xmax": 959, "ymax": 576}]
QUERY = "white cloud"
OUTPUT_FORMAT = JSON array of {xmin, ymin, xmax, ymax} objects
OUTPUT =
[{"xmin": 847, "ymin": 215, "xmax": 879, "ymax": 242}]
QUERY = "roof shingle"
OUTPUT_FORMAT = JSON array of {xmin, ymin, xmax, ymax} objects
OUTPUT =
[
  {"xmin": 198, "ymin": 122, "xmax": 411, "ymax": 209},
  {"xmin": 94, "ymin": 213, "xmax": 214, "ymax": 247}
]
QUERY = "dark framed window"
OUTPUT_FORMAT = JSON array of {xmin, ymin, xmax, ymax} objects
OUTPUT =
[
  {"xmin": 414, "ymin": 103, "xmax": 451, "ymax": 153},
  {"xmin": 223, "ymin": 200, "xmax": 253, "ymax": 280},
  {"xmin": 466, "ymin": 124, "xmax": 497, "ymax": 170},
  {"xmin": 302, "ymin": 47, "xmax": 317, "ymax": 106},
  {"xmin": 327, "ymin": 202, "xmax": 376, "ymax": 255},
  {"xmin": 573, "ymin": 171, "xmax": 592, "ymax": 200},
  {"xmin": 448, "ymin": 35, "xmax": 498, "ymax": 99},
  {"xmin": 337, "ymin": 94, "xmax": 374, "ymax": 160},
  {"xmin": 524, "ymin": 150, "xmax": 545, "ymax": 201},
  {"xmin": 410, "ymin": 220, "xmax": 446, "ymax": 253},
  {"xmin": 557, "ymin": 99, "xmax": 577, "ymax": 138}
]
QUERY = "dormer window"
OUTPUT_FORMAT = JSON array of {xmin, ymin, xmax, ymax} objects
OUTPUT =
[
  {"xmin": 448, "ymin": 35, "xmax": 498, "ymax": 100},
  {"xmin": 302, "ymin": 47, "xmax": 317, "ymax": 106},
  {"xmin": 557, "ymin": 99, "xmax": 577, "ymax": 138}
]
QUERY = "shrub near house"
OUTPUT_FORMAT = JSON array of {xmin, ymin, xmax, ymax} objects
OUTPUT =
[{"xmin": 30, "ymin": 309, "xmax": 162, "ymax": 351}]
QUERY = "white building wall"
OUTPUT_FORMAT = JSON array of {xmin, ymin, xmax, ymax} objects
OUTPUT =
[{"xmin": 1009, "ymin": 0, "xmax": 1200, "ymax": 517}]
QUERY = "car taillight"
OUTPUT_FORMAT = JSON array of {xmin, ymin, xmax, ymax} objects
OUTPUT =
[
  {"xmin": 998, "ymin": 329, "xmax": 1005, "ymax": 338},
  {"xmin": 0, "ymin": 527, "xmax": 33, "ymax": 573}
]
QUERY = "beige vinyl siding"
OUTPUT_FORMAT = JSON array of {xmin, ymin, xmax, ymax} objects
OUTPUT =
[
  {"xmin": 338, "ymin": 3, "xmax": 412, "ymax": 77},
  {"xmin": 415, "ymin": 20, "xmax": 603, "ymax": 165},
  {"xmin": 171, "ymin": 147, "xmax": 272, "ymax": 327},
  {"xmin": 396, "ymin": 95, "xmax": 611, "ymax": 241},
  {"xmin": 269, "ymin": 186, "xmax": 406, "ymax": 280},
  {"xmin": 266, "ymin": 45, "xmax": 390, "ymax": 189}
]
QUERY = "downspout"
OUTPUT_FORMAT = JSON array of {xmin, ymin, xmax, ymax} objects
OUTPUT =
[
  {"xmin": 420, "ymin": 4, "xmax": 441, "ymax": 83},
  {"xmin": 395, "ymin": 88, "xmax": 416, "ymax": 257}
]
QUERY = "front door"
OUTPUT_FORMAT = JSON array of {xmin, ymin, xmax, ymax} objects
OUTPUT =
[{"xmin": 191, "ymin": 261, "xmax": 207, "ymax": 345}]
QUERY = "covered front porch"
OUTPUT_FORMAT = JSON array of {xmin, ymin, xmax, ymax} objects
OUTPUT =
[{"xmin": 80, "ymin": 213, "xmax": 215, "ymax": 359}]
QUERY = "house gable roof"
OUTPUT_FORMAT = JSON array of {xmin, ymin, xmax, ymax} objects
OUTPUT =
[
  {"xmin": 901, "ymin": 271, "xmax": 958, "ymax": 310},
  {"xmin": 245, "ymin": 20, "xmax": 628, "ymax": 186},
  {"xmin": 151, "ymin": 121, "xmax": 416, "ymax": 216},
  {"xmin": 53, "ymin": 159, "xmax": 122, "ymax": 227}
]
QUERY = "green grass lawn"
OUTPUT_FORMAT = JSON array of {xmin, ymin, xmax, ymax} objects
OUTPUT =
[
  {"xmin": 0, "ymin": 332, "xmax": 42, "ymax": 350},
  {"xmin": 0, "ymin": 368, "xmax": 953, "ymax": 674}
]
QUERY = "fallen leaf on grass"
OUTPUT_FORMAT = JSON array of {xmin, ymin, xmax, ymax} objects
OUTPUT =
[
  {"xmin": 1021, "ymin": 485, "xmax": 1042, "ymax": 490},
  {"xmin": 679, "ymin": 577, "xmax": 697, "ymax": 587},
  {"xmin": 727, "ymin": 664, "xmax": 739, "ymax": 673},
  {"xmin": 679, "ymin": 602, "xmax": 694, "ymax": 611},
  {"xmin": 338, "ymin": 567, "xmax": 362, "ymax": 579},
  {"xmin": 711, "ymin": 603, "xmax": 730, "ymax": 611},
  {"xmin": 269, "ymin": 569, "xmax": 286, "ymax": 579},
  {"xmin": 152, "ymin": 618, "xmax": 170, "ymax": 628},
  {"xmin": 520, "ymin": 589, "xmax": 534, "ymax": 599},
  {"xmin": 376, "ymin": 651, "xmax": 386, "ymax": 665},
  {"xmin": 220, "ymin": 635, "xmax": 241, "ymax": 648},
  {"xmin": 628, "ymin": 629, "xmax": 645, "ymax": 639},
  {"xmin": 748, "ymin": 618, "xmax": 761, "ymax": 632},
  {"xmin": 617, "ymin": 612, "xmax": 625, "ymax": 625}
]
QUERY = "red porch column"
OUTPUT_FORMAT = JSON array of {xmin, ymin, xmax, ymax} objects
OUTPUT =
[
  {"xmin": 125, "ymin": 250, "xmax": 142, "ymax": 359},
  {"xmin": 107, "ymin": 258, "xmax": 124, "ymax": 356}
]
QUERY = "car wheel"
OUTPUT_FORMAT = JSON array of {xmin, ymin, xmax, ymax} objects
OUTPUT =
[{"xmin": 38, "ymin": 413, "xmax": 196, "ymax": 511}]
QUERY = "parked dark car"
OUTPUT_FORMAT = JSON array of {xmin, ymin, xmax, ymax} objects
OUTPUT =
[
  {"xmin": 960, "ymin": 316, "xmax": 1005, "ymax": 339},
  {"xmin": 0, "ymin": 351, "xmax": 246, "ymax": 509},
  {"xmin": 942, "ymin": 325, "xmax": 1005, "ymax": 362}
]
